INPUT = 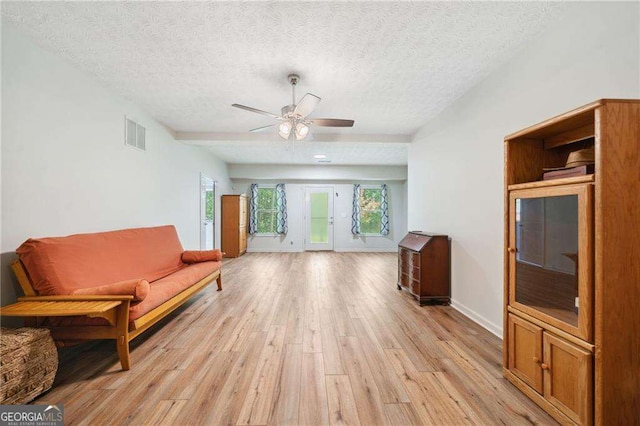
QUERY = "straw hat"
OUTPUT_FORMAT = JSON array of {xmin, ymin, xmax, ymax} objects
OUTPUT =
[
  {"xmin": 565, "ymin": 146, "xmax": 595, "ymax": 167},
  {"xmin": 544, "ymin": 146, "xmax": 594, "ymax": 171}
]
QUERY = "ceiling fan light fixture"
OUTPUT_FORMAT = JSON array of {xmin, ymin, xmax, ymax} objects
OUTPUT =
[
  {"xmin": 295, "ymin": 122, "xmax": 309, "ymax": 140},
  {"xmin": 278, "ymin": 121, "xmax": 292, "ymax": 139}
]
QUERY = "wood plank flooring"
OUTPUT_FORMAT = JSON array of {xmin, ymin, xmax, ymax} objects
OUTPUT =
[{"xmin": 34, "ymin": 252, "xmax": 555, "ymax": 425}]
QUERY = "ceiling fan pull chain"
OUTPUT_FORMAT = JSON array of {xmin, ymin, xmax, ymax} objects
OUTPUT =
[
  {"xmin": 292, "ymin": 79, "xmax": 296, "ymax": 105},
  {"xmin": 288, "ymin": 73, "xmax": 299, "ymax": 106}
]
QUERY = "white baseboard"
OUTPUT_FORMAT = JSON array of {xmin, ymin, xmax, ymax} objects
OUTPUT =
[
  {"xmin": 450, "ymin": 299, "xmax": 503, "ymax": 339},
  {"xmin": 333, "ymin": 248, "xmax": 397, "ymax": 253},
  {"xmin": 246, "ymin": 248, "xmax": 396, "ymax": 253},
  {"xmin": 246, "ymin": 248, "xmax": 302, "ymax": 253}
]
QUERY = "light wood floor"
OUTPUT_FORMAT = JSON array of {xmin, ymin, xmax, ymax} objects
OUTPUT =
[{"xmin": 35, "ymin": 252, "xmax": 555, "ymax": 425}]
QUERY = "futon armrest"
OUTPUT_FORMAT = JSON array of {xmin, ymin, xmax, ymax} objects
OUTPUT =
[
  {"xmin": 18, "ymin": 295, "xmax": 134, "ymax": 301},
  {"xmin": 70, "ymin": 279, "xmax": 150, "ymax": 301},
  {"xmin": 182, "ymin": 249, "xmax": 224, "ymax": 263}
]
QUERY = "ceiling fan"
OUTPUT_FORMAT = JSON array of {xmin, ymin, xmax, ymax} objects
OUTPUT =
[{"xmin": 232, "ymin": 74, "xmax": 354, "ymax": 140}]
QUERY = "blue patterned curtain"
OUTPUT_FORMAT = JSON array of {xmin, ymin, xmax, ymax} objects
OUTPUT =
[
  {"xmin": 380, "ymin": 184, "xmax": 389, "ymax": 236},
  {"xmin": 351, "ymin": 184, "xmax": 361, "ymax": 235},
  {"xmin": 275, "ymin": 183, "xmax": 288, "ymax": 235},
  {"xmin": 249, "ymin": 183, "xmax": 258, "ymax": 234}
]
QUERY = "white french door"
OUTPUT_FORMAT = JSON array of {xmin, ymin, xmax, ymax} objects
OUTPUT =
[{"xmin": 304, "ymin": 186, "xmax": 334, "ymax": 251}]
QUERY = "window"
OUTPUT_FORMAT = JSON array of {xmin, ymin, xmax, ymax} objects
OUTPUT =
[
  {"xmin": 359, "ymin": 187, "xmax": 383, "ymax": 234},
  {"xmin": 249, "ymin": 183, "xmax": 288, "ymax": 236},
  {"xmin": 256, "ymin": 187, "xmax": 277, "ymax": 234}
]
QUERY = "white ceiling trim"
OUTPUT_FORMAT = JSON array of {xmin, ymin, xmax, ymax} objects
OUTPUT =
[
  {"xmin": 175, "ymin": 139, "xmax": 409, "ymax": 166},
  {"xmin": 176, "ymin": 132, "xmax": 410, "ymax": 144},
  {"xmin": 229, "ymin": 164, "xmax": 407, "ymax": 182},
  {"xmin": 177, "ymin": 133, "xmax": 411, "ymax": 165}
]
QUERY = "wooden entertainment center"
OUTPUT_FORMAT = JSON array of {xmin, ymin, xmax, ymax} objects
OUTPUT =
[{"xmin": 503, "ymin": 99, "xmax": 639, "ymax": 425}]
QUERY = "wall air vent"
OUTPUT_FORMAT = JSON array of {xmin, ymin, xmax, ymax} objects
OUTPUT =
[{"xmin": 125, "ymin": 117, "xmax": 146, "ymax": 150}]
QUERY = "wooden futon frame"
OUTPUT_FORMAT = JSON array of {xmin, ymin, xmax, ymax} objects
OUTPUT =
[{"xmin": 2, "ymin": 260, "xmax": 221, "ymax": 370}]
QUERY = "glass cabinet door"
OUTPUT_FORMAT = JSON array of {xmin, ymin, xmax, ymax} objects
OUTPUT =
[{"xmin": 508, "ymin": 184, "xmax": 593, "ymax": 341}]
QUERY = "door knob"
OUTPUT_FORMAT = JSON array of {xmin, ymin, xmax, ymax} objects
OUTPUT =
[
  {"xmin": 532, "ymin": 357, "xmax": 541, "ymax": 364},
  {"xmin": 508, "ymin": 247, "xmax": 517, "ymax": 253},
  {"xmin": 541, "ymin": 363, "xmax": 550, "ymax": 370}
]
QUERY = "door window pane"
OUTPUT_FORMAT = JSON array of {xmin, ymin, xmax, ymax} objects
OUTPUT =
[
  {"xmin": 200, "ymin": 175, "xmax": 215, "ymax": 250},
  {"xmin": 310, "ymin": 192, "xmax": 328, "ymax": 243}
]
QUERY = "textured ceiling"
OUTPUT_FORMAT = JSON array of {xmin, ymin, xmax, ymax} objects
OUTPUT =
[{"xmin": 2, "ymin": 1, "xmax": 567, "ymax": 165}]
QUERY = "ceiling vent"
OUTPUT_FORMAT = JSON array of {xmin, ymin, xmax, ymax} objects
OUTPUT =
[{"xmin": 125, "ymin": 117, "xmax": 146, "ymax": 150}]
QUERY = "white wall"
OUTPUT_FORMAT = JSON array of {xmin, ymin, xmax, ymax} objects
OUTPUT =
[
  {"xmin": 1, "ymin": 23, "xmax": 233, "ymax": 310},
  {"xmin": 233, "ymin": 180, "xmax": 406, "ymax": 253},
  {"xmin": 408, "ymin": 2, "xmax": 640, "ymax": 337}
]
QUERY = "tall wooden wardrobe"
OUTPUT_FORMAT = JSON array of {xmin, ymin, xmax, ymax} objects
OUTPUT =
[{"xmin": 221, "ymin": 194, "xmax": 247, "ymax": 258}]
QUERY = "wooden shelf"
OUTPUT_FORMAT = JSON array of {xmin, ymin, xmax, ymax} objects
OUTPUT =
[
  {"xmin": 508, "ymin": 174, "xmax": 594, "ymax": 191},
  {"xmin": 505, "ymin": 99, "xmax": 638, "ymax": 142},
  {"xmin": 505, "ymin": 100, "xmax": 601, "ymax": 141},
  {"xmin": 0, "ymin": 300, "xmax": 122, "ymax": 317}
]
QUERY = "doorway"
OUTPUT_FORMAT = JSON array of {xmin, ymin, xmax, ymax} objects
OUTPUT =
[
  {"xmin": 200, "ymin": 174, "xmax": 215, "ymax": 250},
  {"xmin": 305, "ymin": 186, "xmax": 334, "ymax": 251}
]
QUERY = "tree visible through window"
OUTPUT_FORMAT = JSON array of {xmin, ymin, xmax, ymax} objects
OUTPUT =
[
  {"xmin": 205, "ymin": 191, "xmax": 214, "ymax": 221},
  {"xmin": 257, "ymin": 187, "xmax": 277, "ymax": 234},
  {"xmin": 359, "ymin": 187, "xmax": 383, "ymax": 234}
]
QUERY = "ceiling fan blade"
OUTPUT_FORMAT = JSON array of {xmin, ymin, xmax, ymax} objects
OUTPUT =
[
  {"xmin": 309, "ymin": 118, "xmax": 355, "ymax": 127},
  {"xmin": 249, "ymin": 123, "xmax": 277, "ymax": 133},
  {"xmin": 294, "ymin": 93, "xmax": 321, "ymax": 118},
  {"xmin": 232, "ymin": 104, "xmax": 281, "ymax": 119}
]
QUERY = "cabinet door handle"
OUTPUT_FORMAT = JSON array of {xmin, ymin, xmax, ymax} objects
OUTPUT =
[
  {"xmin": 541, "ymin": 363, "xmax": 550, "ymax": 370},
  {"xmin": 507, "ymin": 247, "xmax": 517, "ymax": 253},
  {"xmin": 532, "ymin": 357, "xmax": 541, "ymax": 364}
]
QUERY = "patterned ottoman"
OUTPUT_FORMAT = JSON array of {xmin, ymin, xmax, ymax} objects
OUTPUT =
[{"xmin": 0, "ymin": 327, "xmax": 58, "ymax": 404}]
